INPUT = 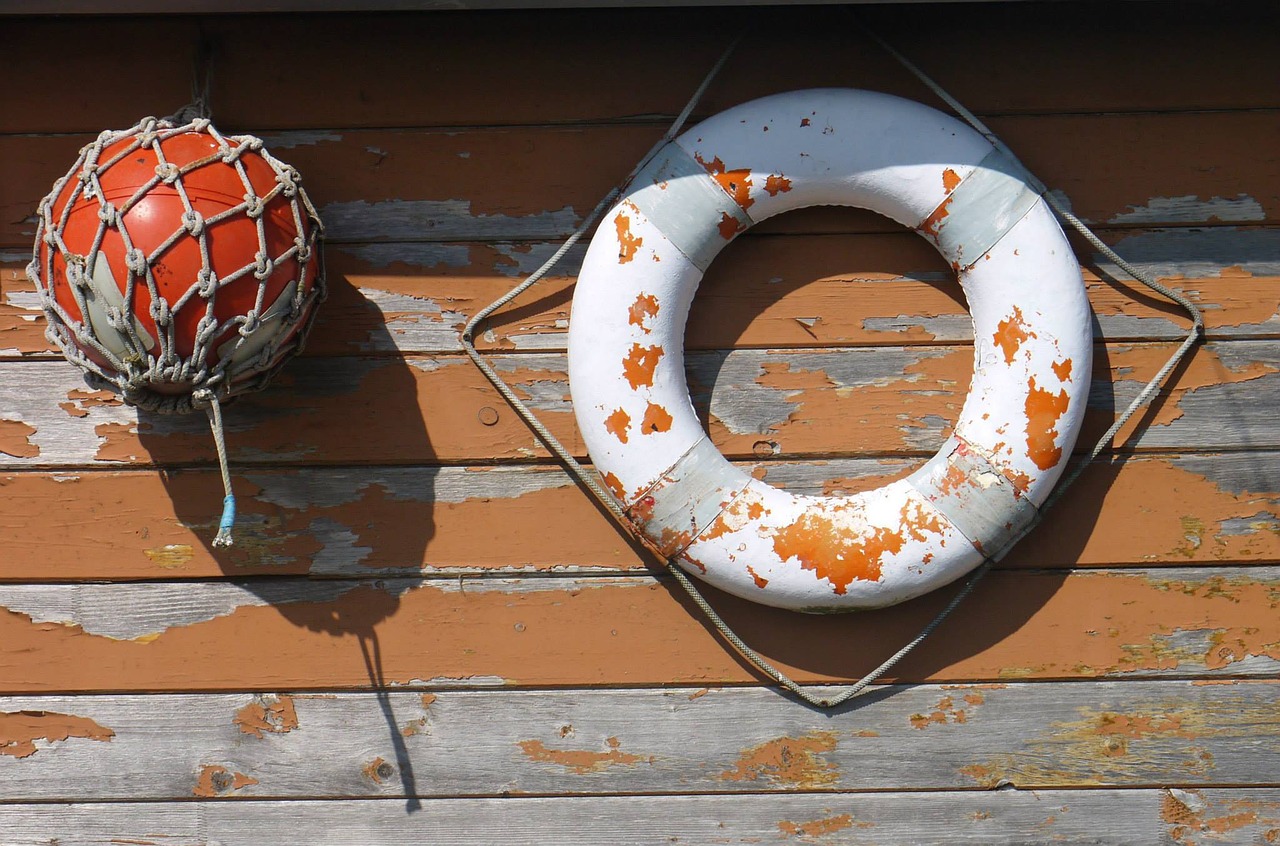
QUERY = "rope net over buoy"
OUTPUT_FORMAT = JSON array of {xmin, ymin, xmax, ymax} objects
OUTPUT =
[{"xmin": 27, "ymin": 116, "xmax": 326, "ymax": 547}]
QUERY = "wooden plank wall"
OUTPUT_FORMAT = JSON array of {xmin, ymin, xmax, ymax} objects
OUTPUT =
[{"xmin": 1, "ymin": 3, "xmax": 1278, "ymax": 842}]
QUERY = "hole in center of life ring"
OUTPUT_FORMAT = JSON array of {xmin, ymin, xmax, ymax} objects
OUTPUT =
[{"xmin": 683, "ymin": 206, "xmax": 973, "ymax": 496}]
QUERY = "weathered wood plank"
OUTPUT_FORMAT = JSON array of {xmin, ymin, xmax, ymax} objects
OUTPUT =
[
  {"xmin": 1, "ymin": 789, "xmax": 1278, "ymax": 844},
  {"xmin": 6, "ymin": 226, "xmax": 1274, "ymax": 358},
  {"xmin": 0, "ymin": 567, "xmax": 1276, "ymax": 692},
  {"xmin": 6, "ymin": 110, "xmax": 1276, "ymax": 249},
  {"xmin": 1, "ymin": 450, "xmax": 1276, "ymax": 581},
  {"xmin": 0, "ymin": 340, "xmax": 1275, "ymax": 467},
  {"xmin": 0, "ymin": 681, "xmax": 1275, "ymax": 800},
  {"xmin": 3, "ymin": 4, "xmax": 1276, "ymax": 134}
]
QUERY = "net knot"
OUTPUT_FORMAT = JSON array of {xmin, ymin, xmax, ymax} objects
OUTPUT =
[
  {"xmin": 252, "ymin": 253, "xmax": 274, "ymax": 280},
  {"xmin": 276, "ymin": 168, "xmax": 299, "ymax": 197},
  {"xmin": 196, "ymin": 268, "xmax": 218, "ymax": 298},
  {"xmin": 155, "ymin": 162, "xmax": 181, "ymax": 184},
  {"xmin": 239, "ymin": 311, "xmax": 261, "ymax": 336},
  {"xmin": 124, "ymin": 248, "xmax": 147, "ymax": 276},
  {"xmin": 182, "ymin": 209, "xmax": 206, "ymax": 237},
  {"xmin": 98, "ymin": 203, "xmax": 120, "ymax": 228},
  {"xmin": 243, "ymin": 195, "xmax": 265, "ymax": 219}
]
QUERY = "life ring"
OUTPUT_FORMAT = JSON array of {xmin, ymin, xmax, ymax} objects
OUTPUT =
[{"xmin": 567, "ymin": 89, "xmax": 1092, "ymax": 611}]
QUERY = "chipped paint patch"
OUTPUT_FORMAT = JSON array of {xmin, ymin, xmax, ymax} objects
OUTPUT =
[
  {"xmin": 193, "ymin": 765, "xmax": 259, "ymax": 797},
  {"xmin": 769, "ymin": 499, "xmax": 945, "ymax": 595},
  {"xmin": 622, "ymin": 343, "xmax": 663, "ymax": 390},
  {"xmin": 605, "ymin": 408, "xmax": 630, "ymax": 444},
  {"xmin": 1025, "ymin": 377, "xmax": 1070, "ymax": 471},
  {"xmin": 993, "ymin": 306, "xmax": 1034, "ymax": 365},
  {"xmin": 909, "ymin": 692, "xmax": 983, "ymax": 729},
  {"xmin": 615, "ymin": 208, "xmax": 643, "ymax": 264},
  {"xmin": 142, "ymin": 544, "xmax": 195, "ymax": 570},
  {"xmin": 0, "ymin": 419, "xmax": 39, "ymax": 458},
  {"xmin": 233, "ymin": 695, "xmax": 300, "ymax": 739},
  {"xmin": 627, "ymin": 293, "xmax": 659, "ymax": 332},
  {"xmin": 1110, "ymin": 194, "xmax": 1265, "ymax": 225},
  {"xmin": 318, "ymin": 198, "xmax": 579, "ymax": 243},
  {"xmin": 332, "ymin": 243, "xmax": 471, "ymax": 271},
  {"xmin": 517, "ymin": 736, "xmax": 653, "ymax": 774},
  {"xmin": 0, "ymin": 710, "xmax": 114, "ymax": 758},
  {"xmin": 640, "ymin": 402, "xmax": 672, "ymax": 435},
  {"xmin": 719, "ymin": 732, "xmax": 840, "ymax": 788},
  {"xmin": 0, "ymin": 581, "xmax": 368, "ymax": 641},
  {"xmin": 778, "ymin": 814, "xmax": 864, "ymax": 837}
]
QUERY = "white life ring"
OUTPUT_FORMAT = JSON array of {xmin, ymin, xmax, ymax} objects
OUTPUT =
[{"xmin": 567, "ymin": 89, "xmax": 1092, "ymax": 611}]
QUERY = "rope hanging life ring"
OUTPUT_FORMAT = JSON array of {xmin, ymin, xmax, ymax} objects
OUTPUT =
[{"xmin": 567, "ymin": 89, "xmax": 1092, "ymax": 611}]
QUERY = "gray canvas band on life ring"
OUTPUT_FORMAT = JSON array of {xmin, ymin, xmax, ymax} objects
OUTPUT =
[
  {"xmin": 625, "ymin": 435, "xmax": 751, "ymax": 557},
  {"xmin": 626, "ymin": 142, "xmax": 755, "ymax": 273},
  {"xmin": 924, "ymin": 148, "xmax": 1044, "ymax": 271},
  {"xmin": 906, "ymin": 435, "xmax": 1040, "ymax": 559}
]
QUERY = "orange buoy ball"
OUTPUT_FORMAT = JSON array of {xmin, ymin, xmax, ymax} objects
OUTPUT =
[
  {"xmin": 28, "ymin": 116, "xmax": 325, "ymax": 547},
  {"xmin": 29, "ymin": 116, "xmax": 324, "ymax": 411}
]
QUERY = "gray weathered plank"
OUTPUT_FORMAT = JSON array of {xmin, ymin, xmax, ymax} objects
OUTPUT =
[
  {"xmin": 0, "ymin": 788, "xmax": 1278, "ymax": 844},
  {"xmin": 7, "ymin": 228, "xmax": 1278, "ymax": 360},
  {"xmin": 5, "ymin": 110, "xmax": 1276, "ymax": 248},
  {"xmin": 0, "ymin": 340, "xmax": 1275, "ymax": 467},
  {"xmin": 0, "ymin": 681, "xmax": 1276, "ymax": 801}
]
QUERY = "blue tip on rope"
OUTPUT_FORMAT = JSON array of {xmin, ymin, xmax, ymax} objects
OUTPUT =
[{"xmin": 212, "ymin": 494, "xmax": 236, "ymax": 548}]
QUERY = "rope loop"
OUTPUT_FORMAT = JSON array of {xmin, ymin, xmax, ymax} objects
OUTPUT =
[
  {"xmin": 195, "ymin": 313, "xmax": 221, "ymax": 344},
  {"xmin": 239, "ymin": 311, "xmax": 261, "ymax": 336},
  {"xmin": 64, "ymin": 261, "xmax": 87, "ymax": 290},
  {"xmin": 182, "ymin": 209, "xmax": 206, "ymax": 237},
  {"xmin": 149, "ymin": 296, "xmax": 172, "ymax": 327},
  {"xmin": 244, "ymin": 195, "xmax": 265, "ymax": 219}
]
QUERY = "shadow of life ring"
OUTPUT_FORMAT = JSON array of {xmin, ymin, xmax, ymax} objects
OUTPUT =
[{"xmin": 567, "ymin": 89, "xmax": 1092, "ymax": 611}]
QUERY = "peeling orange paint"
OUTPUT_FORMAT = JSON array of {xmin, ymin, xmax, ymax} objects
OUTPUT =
[
  {"xmin": 615, "ymin": 210, "xmax": 642, "ymax": 264},
  {"xmin": 1052, "ymin": 358, "xmax": 1074, "ymax": 382},
  {"xmin": 604, "ymin": 408, "xmax": 630, "ymax": 444},
  {"xmin": 233, "ymin": 695, "xmax": 299, "ymax": 738},
  {"xmin": 919, "ymin": 195, "xmax": 953, "ymax": 238},
  {"xmin": 1025, "ymin": 376, "xmax": 1070, "ymax": 471},
  {"xmin": 517, "ymin": 735, "xmax": 653, "ymax": 774},
  {"xmin": 363, "ymin": 756, "xmax": 393, "ymax": 783},
  {"xmin": 717, "ymin": 211, "xmax": 743, "ymax": 240},
  {"xmin": 601, "ymin": 471, "xmax": 628, "ymax": 501},
  {"xmin": 694, "ymin": 153, "xmax": 754, "ymax": 210},
  {"xmin": 640, "ymin": 402, "xmax": 672, "ymax": 435},
  {"xmin": 778, "ymin": 814, "xmax": 861, "ymax": 837},
  {"xmin": 193, "ymin": 765, "xmax": 258, "ymax": 797},
  {"xmin": 0, "ymin": 710, "xmax": 114, "ymax": 758},
  {"xmin": 0, "ymin": 419, "xmax": 39, "ymax": 458},
  {"xmin": 720, "ymin": 731, "xmax": 840, "ymax": 788},
  {"xmin": 942, "ymin": 167, "xmax": 962, "ymax": 193},
  {"xmin": 909, "ymin": 694, "xmax": 976, "ymax": 729},
  {"xmin": 622, "ymin": 343, "xmax": 663, "ymax": 390},
  {"xmin": 769, "ymin": 500, "xmax": 946, "ymax": 595},
  {"xmin": 764, "ymin": 174, "xmax": 793, "ymax": 197},
  {"xmin": 993, "ymin": 306, "xmax": 1034, "ymax": 365},
  {"xmin": 627, "ymin": 293, "xmax": 659, "ymax": 332},
  {"xmin": 745, "ymin": 565, "xmax": 769, "ymax": 589}
]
